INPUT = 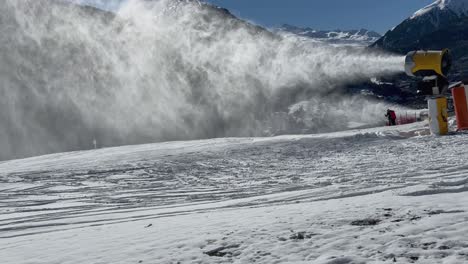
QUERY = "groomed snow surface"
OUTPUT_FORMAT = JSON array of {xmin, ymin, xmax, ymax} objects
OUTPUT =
[{"xmin": 2, "ymin": 121, "xmax": 468, "ymax": 263}]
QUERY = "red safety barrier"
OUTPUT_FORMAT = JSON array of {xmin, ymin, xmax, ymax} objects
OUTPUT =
[
  {"xmin": 397, "ymin": 112, "xmax": 418, "ymax": 125},
  {"xmin": 451, "ymin": 83, "xmax": 468, "ymax": 131},
  {"xmin": 386, "ymin": 112, "xmax": 418, "ymax": 126}
]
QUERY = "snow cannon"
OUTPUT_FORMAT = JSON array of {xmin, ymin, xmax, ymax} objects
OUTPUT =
[
  {"xmin": 404, "ymin": 49, "xmax": 452, "ymax": 136},
  {"xmin": 405, "ymin": 49, "xmax": 452, "ymax": 78}
]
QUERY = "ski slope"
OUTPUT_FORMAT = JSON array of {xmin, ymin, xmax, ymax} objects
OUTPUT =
[{"xmin": 2, "ymin": 121, "xmax": 468, "ymax": 263}]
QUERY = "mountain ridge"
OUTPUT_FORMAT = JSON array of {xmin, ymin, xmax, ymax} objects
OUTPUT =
[
  {"xmin": 411, "ymin": 0, "xmax": 468, "ymax": 19},
  {"xmin": 279, "ymin": 24, "xmax": 381, "ymax": 45}
]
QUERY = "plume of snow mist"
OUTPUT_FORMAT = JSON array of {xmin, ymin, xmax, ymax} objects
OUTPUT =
[{"xmin": 0, "ymin": 0, "xmax": 405, "ymax": 160}]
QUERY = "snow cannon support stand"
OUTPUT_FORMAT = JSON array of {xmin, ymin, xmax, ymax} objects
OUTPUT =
[{"xmin": 405, "ymin": 49, "xmax": 452, "ymax": 135}]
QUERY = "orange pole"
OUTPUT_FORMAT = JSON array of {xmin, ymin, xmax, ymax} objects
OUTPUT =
[{"xmin": 451, "ymin": 85, "xmax": 468, "ymax": 130}]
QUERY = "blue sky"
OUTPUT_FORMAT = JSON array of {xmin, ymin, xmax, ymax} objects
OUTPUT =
[{"xmin": 205, "ymin": 0, "xmax": 435, "ymax": 33}]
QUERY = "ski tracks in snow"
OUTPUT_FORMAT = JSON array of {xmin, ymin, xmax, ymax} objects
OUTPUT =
[{"xmin": 1, "ymin": 122, "xmax": 468, "ymax": 262}]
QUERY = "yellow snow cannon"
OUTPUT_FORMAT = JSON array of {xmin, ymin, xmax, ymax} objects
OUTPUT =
[{"xmin": 404, "ymin": 49, "xmax": 452, "ymax": 78}]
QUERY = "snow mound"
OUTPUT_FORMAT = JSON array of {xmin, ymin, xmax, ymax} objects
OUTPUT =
[{"xmin": 411, "ymin": 0, "xmax": 468, "ymax": 19}]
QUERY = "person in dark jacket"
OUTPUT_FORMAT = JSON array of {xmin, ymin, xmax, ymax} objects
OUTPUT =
[{"xmin": 385, "ymin": 109, "xmax": 397, "ymax": 126}]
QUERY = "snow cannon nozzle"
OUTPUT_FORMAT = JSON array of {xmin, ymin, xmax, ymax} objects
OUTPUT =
[{"xmin": 404, "ymin": 49, "xmax": 452, "ymax": 78}]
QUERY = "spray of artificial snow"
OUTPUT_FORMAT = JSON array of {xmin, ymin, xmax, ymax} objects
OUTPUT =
[{"xmin": 0, "ymin": 0, "xmax": 405, "ymax": 159}]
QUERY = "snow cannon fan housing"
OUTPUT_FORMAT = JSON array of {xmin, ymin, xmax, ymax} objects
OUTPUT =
[{"xmin": 405, "ymin": 49, "xmax": 452, "ymax": 78}]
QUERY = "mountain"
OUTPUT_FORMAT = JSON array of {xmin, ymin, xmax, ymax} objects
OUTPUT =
[
  {"xmin": 372, "ymin": 0, "xmax": 468, "ymax": 79},
  {"xmin": 411, "ymin": 0, "xmax": 468, "ymax": 19},
  {"xmin": 66, "ymin": 0, "xmax": 122, "ymax": 11},
  {"xmin": 279, "ymin": 24, "xmax": 381, "ymax": 45}
]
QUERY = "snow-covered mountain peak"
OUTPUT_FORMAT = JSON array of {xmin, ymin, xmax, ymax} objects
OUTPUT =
[{"xmin": 411, "ymin": 0, "xmax": 468, "ymax": 19}]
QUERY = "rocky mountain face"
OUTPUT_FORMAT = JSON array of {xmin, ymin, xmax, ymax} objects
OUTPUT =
[
  {"xmin": 279, "ymin": 24, "xmax": 381, "ymax": 45},
  {"xmin": 372, "ymin": 0, "xmax": 468, "ymax": 80}
]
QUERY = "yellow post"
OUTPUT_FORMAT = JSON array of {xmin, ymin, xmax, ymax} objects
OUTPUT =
[{"xmin": 428, "ymin": 96, "xmax": 448, "ymax": 135}]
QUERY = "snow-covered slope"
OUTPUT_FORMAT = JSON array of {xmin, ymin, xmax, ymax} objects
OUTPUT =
[
  {"xmin": 279, "ymin": 24, "xmax": 381, "ymax": 45},
  {"xmin": 412, "ymin": 0, "xmax": 468, "ymax": 19},
  {"xmin": 2, "ymin": 121, "xmax": 468, "ymax": 263}
]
